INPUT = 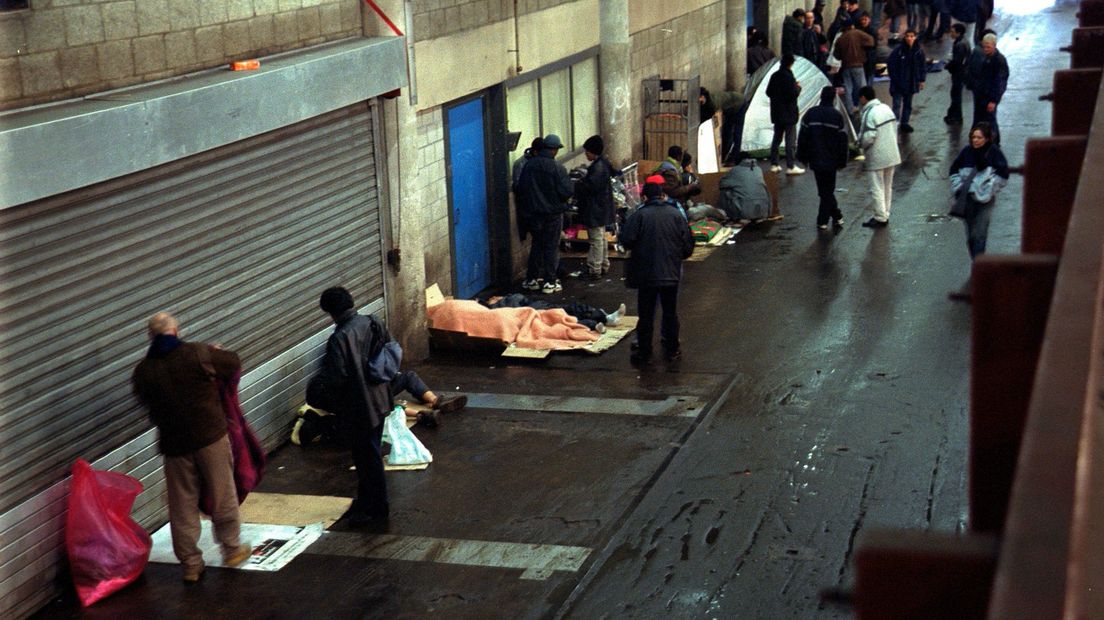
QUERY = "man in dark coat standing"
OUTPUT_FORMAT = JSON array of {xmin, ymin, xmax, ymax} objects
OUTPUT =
[
  {"xmin": 132, "ymin": 312, "xmax": 252, "ymax": 582},
  {"xmin": 766, "ymin": 54, "xmax": 805, "ymax": 175},
  {"xmin": 944, "ymin": 23, "xmax": 971, "ymax": 124},
  {"xmin": 308, "ymin": 287, "xmax": 394, "ymax": 526},
  {"xmin": 782, "ymin": 9, "xmax": 806, "ymax": 57},
  {"xmin": 887, "ymin": 29, "xmax": 926, "ymax": 133},
  {"xmin": 798, "ymin": 86, "xmax": 851, "ymax": 230},
  {"xmin": 516, "ymin": 134, "xmax": 574, "ymax": 294},
  {"xmin": 619, "ymin": 176, "xmax": 695, "ymax": 366},
  {"xmin": 971, "ymin": 32, "xmax": 1008, "ymax": 139},
  {"xmin": 574, "ymin": 135, "xmax": 615, "ymax": 279}
]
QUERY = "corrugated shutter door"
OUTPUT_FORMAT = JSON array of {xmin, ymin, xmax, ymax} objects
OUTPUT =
[{"xmin": 0, "ymin": 103, "xmax": 385, "ymax": 515}]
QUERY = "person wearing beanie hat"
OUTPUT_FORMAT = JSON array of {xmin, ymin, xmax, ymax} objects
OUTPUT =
[
  {"xmin": 618, "ymin": 176, "xmax": 695, "ymax": 366},
  {"xmin": 798, "ymin": 86, "xmax": 850, "ymax": 230},
  {"xmin": 575, "ymin": 135, "xmax": 615, "ymax": 278},
  {"xmin": 515, "ymin": 133, "xmax": 575, "ymax": 293}
]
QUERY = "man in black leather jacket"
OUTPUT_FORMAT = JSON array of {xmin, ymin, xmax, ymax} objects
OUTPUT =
[
  {"xmin": 515, "ymin": 134, "xmax": 575, "ymax": 294},
  {"xmin": 308, "ymin": 287, "xmax": 393, "ymax": 526}
]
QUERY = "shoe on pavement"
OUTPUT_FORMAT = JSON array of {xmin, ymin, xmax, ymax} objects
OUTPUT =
[
  {"xmin": 818, "ymin": 223, "xmax": 829, "ymax": 230},
  {"xmin": 182, "ymin": 564, "xmax": 205, "ymax": 584},
  {"xmin": 594, "ymin": 322, "xmax": 606, "ymax": 334},
  {"xmin": 769, "ymin": 165, "xmax": 782, "ymax": 173},
  {"xmin": 861, "ymin": 217, "xmax": 888, "ymax": 228},
  {"xmin": 416, "ymin": 410, "xmax": 440, "ymax": 428},
  {"xmin": 786, "ymin": 166, "xmax": 806, "ymax": 175},
  {"xmin": 434, "ymin": 394, "xmax": 467, "ymax": 413},
  {"xmin": 900, "ymin": 123, "xmax": 915, "ymax": 133},
  {"xmin": 630, "ymin": 351, "xmax": 653, "ymax": 367},
  {"xmin": 833, "ymin": 217, "xmax": 845, "ymax": 227},
  {"xmin": 522, "ymin": 278, "xmax": 542, "ymax": 291},
  {"xmin": 223, "ymin": 545, "xmax": 253, "ymax": 568},
  {"xmin": 853, "ymin": 154, "xmax": 865, "ymax": 161}
]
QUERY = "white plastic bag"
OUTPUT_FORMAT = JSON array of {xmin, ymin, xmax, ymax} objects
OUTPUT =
[{"xmin": 381, "ymin": 406, "xmax": 433, "ymax": 466}]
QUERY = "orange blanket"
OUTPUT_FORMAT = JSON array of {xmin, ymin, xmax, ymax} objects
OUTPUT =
[{"xmin": 427, "ymin": 300, "xmax": 599, "ymax": 350}]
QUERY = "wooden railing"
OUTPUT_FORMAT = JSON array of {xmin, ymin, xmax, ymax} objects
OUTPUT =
[{"xmin": 850, "ymin": 3, "xmax": 1104, "ymax": 617}]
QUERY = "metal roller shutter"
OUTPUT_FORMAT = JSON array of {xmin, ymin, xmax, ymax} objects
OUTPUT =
[{"xmin": 0, "ymin": 102, "xmax": 386, "ymax": 517}]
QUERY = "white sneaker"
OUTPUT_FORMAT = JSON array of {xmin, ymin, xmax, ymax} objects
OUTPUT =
[
  {"xmin": 769, "ymin": 165, "xmax": 782, "ymax": 173},
  {"xmin": 853, "ymin": 154, "xmax": 866, "ymax": 161},
  {"xmin": 522, "ymin": 279, "xmax": 542, "ymax": 291},
  {"xmin": 786, "ymin": 166, "xmax": 806, "ymax": 175}
]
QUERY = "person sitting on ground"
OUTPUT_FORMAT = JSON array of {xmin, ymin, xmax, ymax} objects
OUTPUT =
[
  {"xmin": 483, "ymin": 293, "xmax": 626, "ymax": 333},
  {"xmin": 295, "ymin": 369, "xmax": 468, "ymax": 443},
  {"xmin": 718, "ymin": 152, "xmax": 772, "ymax": 224},
  {"xmin": 652, "ymin": 146, "xmax": 702, "ymax": 207},
  {"xmin": 680, "ymin": 152, "xmax": 699, "ymax": 186}
]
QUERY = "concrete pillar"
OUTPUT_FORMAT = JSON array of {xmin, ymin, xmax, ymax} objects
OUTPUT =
[
  {"xmin": 369, "ymin": 0, "xmax": 429, "ymax": 357},
  {"xmin": 768, "ymin": 0, "xmax": 788, "ymax": 57},
  {"xmin": 599, "ymin": 0, "xmax": 633, "ymax": 167},
  {"xmin": 726, "ymin": 0, "xmax": 748, "ymax": 92}
]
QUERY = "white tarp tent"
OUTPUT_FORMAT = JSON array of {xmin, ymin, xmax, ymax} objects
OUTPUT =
[{"xmin": 739, "ymin": 56, "xmax": 857, "ymax": 154}]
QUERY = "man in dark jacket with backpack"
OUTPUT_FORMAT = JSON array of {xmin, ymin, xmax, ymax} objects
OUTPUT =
[
  {"xmin": 516, "ymin": 134, "xmax": 575, "ymax": 293},
  {"xmin": 798, "ymin": 86, "xmax": 851, "ymax": 230},
  {"xmin": 619, "ymin": 176, "xmax": 695, "ymax": 366},
  {"xmin": 575, "ymin": 135, "xmax": 615, "ymax": 279},
  {"xmin": 308, "ymin": 287, "xmax": 394, "ymax": 527}
]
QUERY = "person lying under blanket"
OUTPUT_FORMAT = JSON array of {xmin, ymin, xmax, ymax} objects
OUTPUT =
[
  {"xmin": 482, "ymin": 294, "xmax": 626, "ymax": 333},
  {"xmin": 427, "ymin": 299, "xmax": 607, "ymax": 350}
]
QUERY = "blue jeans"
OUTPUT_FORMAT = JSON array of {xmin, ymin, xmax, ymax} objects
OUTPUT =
[
  {"xmin": 965, "ymin": 198, "xmax": 994, "ymax": 258},
  {"xmin": 770, "ymin": 123, "xmax": 796, "ymax": 168},
  {"xmin": 843, "ymin": 67, "xmax": 866, "ymax": 108},
  {"xmin": 892, "ymin": 92, "xmax": 914, "ymax": 125}
]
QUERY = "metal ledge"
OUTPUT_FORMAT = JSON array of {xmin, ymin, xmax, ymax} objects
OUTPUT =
[{"xmin": 0, "ymin": 36, "xmax": 407, "ymax": 209}]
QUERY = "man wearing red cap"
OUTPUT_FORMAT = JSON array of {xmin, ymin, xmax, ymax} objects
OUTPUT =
[{"xmin": 619, "ymin": 177, "xmax": 694, "ymax": 366}]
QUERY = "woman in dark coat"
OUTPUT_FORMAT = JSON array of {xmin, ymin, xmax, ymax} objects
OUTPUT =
[
  {"xmin": 949, "ymin": 122, "xmax": 1009, "ymax": 259},
  {"xmin": 765, "ymin": 54, "xmax": 804, "ymax": 174}
]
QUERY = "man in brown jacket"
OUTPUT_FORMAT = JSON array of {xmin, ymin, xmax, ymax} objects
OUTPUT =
[
  {"xmin": 132, "ymin": 312, "xmax": 252, "ymax": 583},
  {"xmin": 833, "ymin": 21, "xmax": 876, "ymax": 112}
]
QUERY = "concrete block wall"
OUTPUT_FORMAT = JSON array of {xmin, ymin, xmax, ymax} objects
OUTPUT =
[
  {"xmin": 414, "ymin": 107, "xmax": 453, "ymax": 296},
  {"xmin": 0, "ymin": 0, "xmax": 362, "ymax": 110},
  {"xmin": 629, "ymin": 1, "xmax": 727, "ymax": 158},
  {"xmin": 409, "ymin": 0, "xmax": 578, "ymax": 42}
]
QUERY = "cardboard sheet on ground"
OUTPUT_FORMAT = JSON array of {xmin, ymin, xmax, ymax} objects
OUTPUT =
[
  {"xmin": 501, "ymin": 316, "xmax": 638, "ymax": 359},
  {"xmin": 239, "ymin": 492, "xmax": 351, "ymax": 529},
  {"xmin": 149, "ymin": 521, "xmax": 323, "ymax": 571}
]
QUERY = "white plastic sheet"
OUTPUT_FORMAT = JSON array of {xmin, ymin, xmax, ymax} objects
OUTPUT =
[{"xmin": 381, "ymin": 405, "xmax": 433, "ymax": 466}]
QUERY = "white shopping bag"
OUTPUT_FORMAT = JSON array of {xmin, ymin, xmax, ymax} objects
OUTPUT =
[{"xmin": 381, "ymin": 405, "xmax": 433, "ymax": 466}]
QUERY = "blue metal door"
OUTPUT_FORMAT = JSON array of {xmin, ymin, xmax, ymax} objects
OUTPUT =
[{"xmin": 447, "ymin": 98, "xmax": 491, "ymax": 298}]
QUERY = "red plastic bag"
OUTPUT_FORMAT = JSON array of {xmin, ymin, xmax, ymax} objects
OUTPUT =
[{"xmin": 65, "ymin": 459, "xmax": 151, "ymax": 607}]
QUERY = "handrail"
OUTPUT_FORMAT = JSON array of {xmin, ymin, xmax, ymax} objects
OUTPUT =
[{"xmin": 987, "ymin": 70, "xmax": 1104, "ymax": 618}]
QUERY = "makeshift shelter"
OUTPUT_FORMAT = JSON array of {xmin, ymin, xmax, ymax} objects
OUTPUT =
[{"xmin": 736, "ymin": 56, "xmax": 857, "ymax": 157}]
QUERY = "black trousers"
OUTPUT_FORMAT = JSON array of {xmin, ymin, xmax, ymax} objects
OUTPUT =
[
  {"xmin": 947, "ymin": 74, "xmax": 964, "ymax": 120},
  {"xmin": 636, "ymin": 284, "xmax": 680, "ymax": 355},
  {"xmin": 344, "ymin": 416, "xmax": 388, "ymax": 518},
  {"xmin": 525, "ymin": 214, "xmax": 562, "ymax": 282},
  {"xmin": 814, "ymin": 168, "xmax": 842, "ymax": 226},
  {"xmin": 972, "ymin": 98, "xmax": 999, "ymax": 140}
]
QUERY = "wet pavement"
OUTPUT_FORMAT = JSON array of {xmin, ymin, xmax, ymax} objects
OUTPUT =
[{"xmin": 34, "ymin": 3, "xmax": 1074, "ymax": 618}]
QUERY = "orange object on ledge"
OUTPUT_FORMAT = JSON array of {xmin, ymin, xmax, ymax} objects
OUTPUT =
[{"xmin": 229, "ymin": 60, "xmax": 260, "ymax": 71}]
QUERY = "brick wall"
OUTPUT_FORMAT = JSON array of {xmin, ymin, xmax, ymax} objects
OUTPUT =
[
  {"xmin": 410, "ymin": 0, "xmax": 579, "ymax": 42},
  {"xmin": 415, "ymin": 107, "xmax": 453, "ymax": 295},
  {"xmin": 0, "ymin": 0, "xmax": 363, "ymax": 110},
  {"xmin": 629, "ymin": 1, "xmax": 727, "ymax": 158}
]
